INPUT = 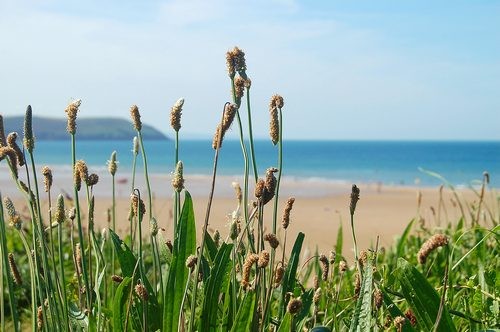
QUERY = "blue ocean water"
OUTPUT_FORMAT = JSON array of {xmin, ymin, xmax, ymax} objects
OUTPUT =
[{"xmin": 27, "ymin": 139, "xmax": 499, "ymax": 187}]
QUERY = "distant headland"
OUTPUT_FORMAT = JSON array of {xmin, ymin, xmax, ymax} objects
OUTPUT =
[{"xmin": 2, "ymin": 116, "xmax": 167, "ymax": 140}]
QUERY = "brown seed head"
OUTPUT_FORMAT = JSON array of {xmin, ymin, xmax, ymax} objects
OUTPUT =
[
  {"xmin": 313, "ymin": 275, "xmax": 319, "ymax": 290},
  {"xmin": 172, "ymin": 161, "xmax": 184, "ymax": 193},
  {"xmin": 8, "ymin": 253, "xmax": 22, "ymax": 285},
  {"xmin": 74, "ymin": 160, "xmax": 88, "ymax": 190},
  {"xmin": 68, "ymin": 207, "xmax": 76, "ymax": 221},
  {"xmin": 262, "ymin": 167, "xmax": 278, "ymax": 205},
  {"xmin": 135, "ymin": 282, "xmax": 148, "ymax": 301},
  {"xmin": 319, "ymin": 254, "xmax": 329, "ymax": 281},
  {"xmin": 7, "ymin": 132, "xmax": 25, "ymax": 166},
  {"xmin": 417, "ymin": 233, "xmax": 448, "ymax": 264},
  {"xmin": 64, "ymin": 99, "xmax": 81, "ymax": 134},
  {"xmin": 234, "ymin": 76, "xmax": 246, "ymax": 105},
  {"xmin": 111, "ymin": 275, "xmax": 124, "ymax": 283},
  {"xmin": 150, "ymin": 217, "xmax": 158, "ymax": 236},
  {"xmin": 358, "ymin": 250, "xmax": 368, "ymax": 269},
  {"xmin": 213, "ymin": 230, "xmax": 220, "ymax": 248},
  {"xmin": 244, "ymin": 78, "xmax": 251, "ymax": 89},
  {"xmin": 339, "ymin": 260, "xmax": 347, "ymax": 272},
  {"xmin": 23, "ymin": 105, "xmax": 35, "ymax": 152},
  {"xmin": 313, "ymin": 287, "xmax": 322, "ymax": 305},
  {"xmin": 166, "ymin": 240, "xmax": 173, "ymax": 253},
  {"xmin": 270, "ymin": 94, "xmax": 284, "ymax": 109},
  {"xmin": 329, "ymin": 250, "xmax": 336, "ymax": 265},
  {"xmin": 287, "ymin": 297, "xmax": 303, "ymax": 315},
  {"xmin": 212, "ymin": 103, "xmax": 238, "ymax": 149},
  {"xmin": 274, "ymin": 263, "xmax": 285, "ymax": 287},
  {"xmin": 350, "ymin": 184, "xmax": 360, "ymax": 215},
  {"xmin": 232, "ymin": 181, "xmax": 242, "ymax": 204},
  {"xmin": 130, "ymin": 105, "xmax": 142, "ymax": 131},
  {"xmin": 254, "ymin": 179, "xmax": 265, "ymax": 199},
  {"xmin": 130, "ymin": 193, "xmax": 146, "ymax": 219},
  {"xmin": 75, "ymin": 243, "xmax": 82, "ymax": 276},
  {"xmin": 374, "ymin": 289, "xmax": 383, "ymax": 310},
  {"xmin": 88, "ymin": 173, "xmax": 99, "ymax": 186},
  {"xmin": 41, "ymin": 166, "xmax": 53, "ymax": 192},
  {"xmin": 241, "ymin": 253, "xmax": 259, "ymax": 289},
  {"xmin": 37, "ymin": 306, "xmax": 43, "ymax": 329},
  {"xmin": 282, "ymin": 197, "xmax": 295, "ymax": 229},
  {"xmin": 393, "ymin": 316, "xmax": 406, "ymax": 332},
  {"xmin": 269, "ymin": 101, "xmax": 279, "ymax": 145},
  {"xmin": 264, "ymin": 233, "xmax": 279, "ymax": 249},
  {"xmin": 186, "ymin": 255, "xmax": 198, "ymax": 271},
  {"xmin": 55, "ymin": 194, "xmax": 65, "ymax": 224},
  {"xmin": 170, "ymin": 98, "xmax": 184, "ymax": 132},
  {"xmin": 3, "ymin": 197, "xmax": 22, "ymax": 229},
  {"xmin": 405, "ymin": 309, "xmax": 417, "ymax": 327},
  {"xmin": 226, "ymin": 46, "xmax": 247, "ymax": 78},
  {"xmin": 354, "ymin": 273, "xmax": 361, "ymax": 298},
  {"xmin": 257, "ymin": 250, "xmax": 270, "ymax": 268},
  {"xmin": 108, "ymin": 151, "xmax": 118, "ymax": 176}
]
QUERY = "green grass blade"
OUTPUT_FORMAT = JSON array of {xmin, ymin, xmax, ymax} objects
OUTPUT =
[
  {"xmin": 397, "ymin": 219, "xmax": 415, "ymax": 258},
  {"xmin": 200, "ymin": 242, "xmax": 233, "ymax": 331},
  {"xmin": 163, "ymin": 191, "xmax": 197, "ymax": 332},
  {"xmin": 230, "ymin": 291, "xmax": 256, "ymax": 332},
  {"xmin": 277, "ymin": 312, "xmax": 292, "ymax": 332},
  {"xmin": 279, "ymin": 232, "xmax": 305, "ymax": 318},
  {"xmin": 396, "ymin": 258, "xmax": 456, "ymax": 332},
  {"xmin": 349, "ymin": 258, "xmax": 374, "ymax": 332}
]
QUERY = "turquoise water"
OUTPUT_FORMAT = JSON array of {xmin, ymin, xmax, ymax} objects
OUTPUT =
[{"xmin": 23, "ymin": 139, "xmax": 500, "ymax": 187}]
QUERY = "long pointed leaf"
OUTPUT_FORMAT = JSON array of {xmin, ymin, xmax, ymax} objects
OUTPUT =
[
  {"xmin": 349, "ymin": 258, "xmax": 374, "ymax": 332},
  {"xmin": 279, "ymin": 232, "xmax": 305, "ymax": 318},
  {"xmin": 396, "ymin": 258, "xmax": 456, "ymax": 332},
  {"xmin": 230, "ymin": 291, "xmax": 256, "ymax": 332},
  {"xmin": 163, "ymin": 191, "xmax": 197, "ymax": 332}
]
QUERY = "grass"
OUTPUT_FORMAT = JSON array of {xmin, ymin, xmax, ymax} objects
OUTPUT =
[{"xmin": 0, "ymin": 47, "xmax": 499, "ymax": 331}]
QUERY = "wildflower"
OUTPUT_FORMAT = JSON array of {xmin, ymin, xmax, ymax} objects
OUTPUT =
[
  {"xmin": 172, "ymin": 161, "xmax": 184, "ymax": 192},
  {"xmin": 170, "ymin": 98, "xmax": 184, "ymax": 132},
  {"xmin": 319, "ymin": 254, "xmax": 329, "ymax": 281},
  {"xmin": 74, "ymin": 160, "xmax": 88, "ymax": 191},
  {"xmin": 8, "ymin": 253, "xmax": 22, "ymax": 285},
  {"xmin": 339, "ymin": 260, "xmax": 347, "ymax": 272},
  {"xmin": 65, "ymin": 99, "xmax": 81, "ymax": 135},
  {"xmin": 374, "ymin": 289, "xmax": 383, "ymax": 310},
  {"xmin": 87, "ymin": 173, "xmax": 99, "ymax": 186},
  {"xmin": 42, "ymin": 166, "xmax": 53, "ymax": 192},
  {"xmin": 55, "ymin": 194, "xmax": 65, "ymax": 224},
  {"xmin": 354, "ymin": 273, "xmax": 361, "ymax": 298},
  {"xmin": 282, "ymin": 197, "xmax": 295, "ymax": 229},
  {"xmin": 37, "ymin": 306, "xmax": 43, "ymax": 329},
  {"xmin": 350, "ymin": 184, "xmax": 360, "ymax": 215},
  {"xmin": 234, "ymin": 76, "xmax": 246, "ymax": 106},
  {"xmin": 405, "ymin": 309, "xmax": 417, "ymax": 326},
  {"xmin": 3, "ymin": 197, "xmax": 22, "ymax": 229},
  {"xmin": 417, "ymin": 234, "xmax": 448, "ymax": 264},
  {"xmin": 257, "ymin": 250, "xmax": 270, "ymax": 268},
  {"xmin": 135, "ymin": 282, "xmax": 148, "ymax": 301},
  {"xmin": 112, "ymin": 275, "xmax": 124, "ymax": 283},
  {"xmin": 23, "ymin": 105, "xmax": 34, "ymax": 152},
  {"xmin": 274, "ymin": 263, "xmax": 285, "ymax": 287},
  {"xmin": 262, "ymin": 167, "xmax": 278, "ymax": 205},
  {"xmin": 212, "ymin": 103, "xmax": 237, "ymax": 149},
  {"xmin": 287, "ymin": 297, "xmax": 302, "ymax": 315},
  {"xmin": 7, "ymin": 132, "xmax": 25, "ymax": 166},
  {"xmin": 329, "ymin": 250, "xmax": 336, "ymax": 265},
  {"xmin": 75, "ymin": 243, "xmax": 82, "ymax": 276},
  {"xmin": 254, "ymin": 179, "xmax": 265, "ymax": 199},
  {"xmin": 269, "ymin": 95, "xmax": 283, "ymax": 145},
  {"xmin": 393, "ymin": 316, "xmax": 406, "ymax": 332},
  {"xmin": 264, "ymin": 233, "xmax": 279, "ymax": 249},
  {"xmin": 313, "ymin": 275, "xmax": 319, "ymax": 290},
  {"xmin": 130, "ymin": 105, "xmax": 142, "ymax": 131},
  {"xmin": 313, "ymin": 288, "xmax": 321, "ymax": 305},
  {"xmin": 226, "ymin": 46, "xmax": 247, "ymax": 78},
  {"xmin": 108, "ymin": 151, "xmax": 118, "ymax": 176},
  {"xmin": 241, "ymin": 253, "xmax": 259, "ymax": 289},
  {"xmin": 130, "ymin": 193, "xmax": 146, "ymax": 219}
]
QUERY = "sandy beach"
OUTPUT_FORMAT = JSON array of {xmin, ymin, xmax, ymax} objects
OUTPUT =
[{"xmin": 4, "ymin": 171, "xmax": 492, "ymax": 261}]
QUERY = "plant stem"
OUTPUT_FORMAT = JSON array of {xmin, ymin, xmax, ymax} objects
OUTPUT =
[{"xmin": 245, "ymin": 87, "xmax": 258, "ymax": 182}]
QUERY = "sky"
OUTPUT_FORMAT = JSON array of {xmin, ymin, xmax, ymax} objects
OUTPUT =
[{"xmin": 0, "ymin": 0, "xmax": 499, "ymax": 140}]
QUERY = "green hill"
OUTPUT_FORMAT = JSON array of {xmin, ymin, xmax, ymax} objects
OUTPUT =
[{"xmin": 2, "ymin": 116, "xmax": 167, "ymax": 140}]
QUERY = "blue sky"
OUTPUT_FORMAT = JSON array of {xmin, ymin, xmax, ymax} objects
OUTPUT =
[{"xmin": 0, "ymin": 0, "xmax": 498, "ymax": 140}]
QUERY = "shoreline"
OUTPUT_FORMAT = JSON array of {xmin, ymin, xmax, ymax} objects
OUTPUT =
[{"xmin": 5, "ymin": 171, "xmax": 494, "ymax": 260}]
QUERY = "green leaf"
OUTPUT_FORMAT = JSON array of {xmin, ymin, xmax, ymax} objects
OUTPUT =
[
  {"xmin": 204, "ymin": 231, "xmax": 218, "ymax": 264},
  {"xmin": 280, "ymin": 232, "xmax": 305, "ymax": 318},
  {"xmin": 112, "ymin": 277, "xmax": 133, "ymax": 331},
  {"xmin": 381, "ymin": 291, "xmax": 416, "ymax": 332},
  {"xmin": 68, "ymin": 302, "xmax": 89, "ymax": 330},
  {"xmin": 109, "ymin": 230, "xmax": 161, "ymax": 331},
  {"xmin": 163, "ymin": 191, "xmax": 197, "ymax": 332},
  {"xmin": 200, "ymin": 243, "xmax": 233, "ymax": 331},
  {"xmin": 230, "ymin": 291, "xmax": 256, "ymax": 332},
  {"xmin": 349, "ymin": 258, "xmax": 374, "ymax": 332},
  {"xmin": 396, "ymin": 258, "xmax": 456, "ymax": 332},
  {"xmin": 397, "ymin": 219, "xmax": 415, "ymax": 258},
  {"xmin": 277, "ymin": 312, "xmax": 292, "ymax": 332}
]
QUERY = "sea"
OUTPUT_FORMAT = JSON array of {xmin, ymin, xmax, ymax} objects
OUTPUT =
[{"xmin": 8, "ymin": 139, "xmax": 499, "ymax": 188}]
